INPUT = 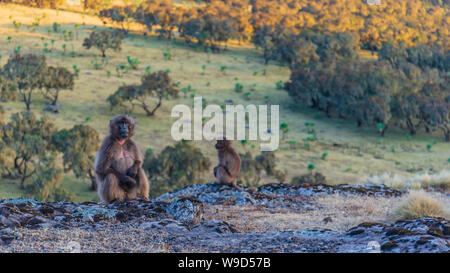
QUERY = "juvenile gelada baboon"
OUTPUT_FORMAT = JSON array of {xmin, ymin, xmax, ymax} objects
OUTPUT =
[
  {"xmin": 95, "ymin": 114, "xmax": 149, "ymax": 202},
  {"xmin": 213, "ymin": 139, "xmax": 242, "ymax": 191}
]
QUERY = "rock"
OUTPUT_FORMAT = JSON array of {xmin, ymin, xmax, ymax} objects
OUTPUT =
[
  {"xmin": 25, "ymin": 216, "xmax": 47, "ymax": 226},
  {"xmin": 167, "ymin": 197, "xmax": 204, "ymax": 225},
  {"xmin": 82, "ymin": 214, "xmax": 94, "ymax": 223},
  {"xmin": 156, "ymin": 182, "xmax": 402, "ymax": 210},
  {"xmin": 192, "ymin": 220, "xmax": 237, "ymax": 234},
  {"xmin": 139, "ymin": 219, "xmax": 187, "ymax": 232},
  {"xmin": 43, "ymin": 103, "xmax": 61, "ymax": 113},
  {"xmin": 342, "ymin": 217, "xmax": 449, "ymax": 253},
  {"xmin": 0, "ymin": 215, "xmax": 21, "ymax": 228},
  {"xmin": 0, "ymin": 228, "xmax": 21, "ymax": 245}
]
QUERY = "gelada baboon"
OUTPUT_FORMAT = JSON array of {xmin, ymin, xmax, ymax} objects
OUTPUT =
[
  {"xmin": 95, "ymin": 114, "xmax": 149, "ymax": 202},
  {"xmin": 213, "ymin": 139, "xmax": 242, "ymax": 191}
]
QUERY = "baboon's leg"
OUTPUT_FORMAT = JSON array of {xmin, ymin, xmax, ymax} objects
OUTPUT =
[
  {"xmin": 136, "ymin": 168, "xmax": 150, "ymax": 200},
  {"xmin": 100, "ymin": 173, "xmax": 127, "ymax": 203},
  {"xmin": 215, "ymin": 166, "xmax": 242, "ymax": 191}
]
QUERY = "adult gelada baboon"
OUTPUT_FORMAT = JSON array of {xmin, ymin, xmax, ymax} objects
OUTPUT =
[
  {"xmin": 213, "ymin": 139, "xmax": 242, "ymax": 191},
  {"xmin": 95, "ymin": 114, "xmax": 149, "ymax": 202}
]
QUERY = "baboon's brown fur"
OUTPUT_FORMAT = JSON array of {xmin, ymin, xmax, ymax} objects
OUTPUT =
[
  {"xmin": 213, "ymin": 139, "xmax": 242, "ymax": 191},
  {"xmin": 94, "ymin": 115, "xmax": 149, "ymax": 202}
]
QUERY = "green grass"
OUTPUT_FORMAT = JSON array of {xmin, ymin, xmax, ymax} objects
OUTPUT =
[{"xmin": 0, "ymin": 4, "xmax": 449, "ymax": 202}]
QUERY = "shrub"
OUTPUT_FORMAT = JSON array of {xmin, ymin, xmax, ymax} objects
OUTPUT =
[
  {"xmin": 1, "ymin": 111, "xmax": 57, "ymax": 188},
  {"xmin": 143, "ymin": 141, "xmax": 211, "ymax": 197},
  {"xmin": 291, "ymin": 172, "xmax": 327, "ymax": 185},
  {"xmin": 52, "ymin": 124, "xmax": 100, "ymax": 191},
  {"xmin": 239, "ymin": 151, "xmax": 286, "ymax": 186},
  {"xmin": 394, "ymin": 191, "xmax": 447, "ymax": 220},
  {"xmin": 25, "ymin": 154, "xmax": 72, "ymax": 202},
  {"xmin": 82, "ymin": 29, "xmax": 125, "ymax": 58}
]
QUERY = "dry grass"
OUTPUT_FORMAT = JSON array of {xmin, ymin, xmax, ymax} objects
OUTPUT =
[
  {"xmin": 204, "ymin": 194, "xmax": 399, "ymax": 232},
  {"xmin": 394, "ymin": 191, "xmax": 449, "ymax": 220},
  {"xmin": 363, "ymin": 170, "xmax": 450, "ymax": 191}
]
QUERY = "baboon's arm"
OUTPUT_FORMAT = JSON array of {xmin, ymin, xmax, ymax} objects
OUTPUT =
[
  {"xmin": 225, "ymin": 150, "xmax": 241, "ymax": 177},
  {"xmin": 128, "ymin": 141, "xmax": 143, "ymax": 175}
]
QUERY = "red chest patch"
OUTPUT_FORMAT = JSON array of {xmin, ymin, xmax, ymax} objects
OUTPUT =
[
  {"xmin": 120, "ymin": 147, "xmax": 132, "ymax": 158},
  {"xmin": 116, "ymin": 141, "xmax": 132, "ymax": 159}
]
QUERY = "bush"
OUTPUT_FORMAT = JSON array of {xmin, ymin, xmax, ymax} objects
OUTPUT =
[
  {"xmin": 25, "ymin": 154, "xmax": 72, "ymax": 202},
  {"xmin": 291, "ymin": 172, "xmax": 327, "ymax": 185},
  {"xmin": 52, "ymin": 124, "xmax": 100, "ymax": 191},
  {"xmin": 394, "ymin": 191, "xmax": 447, "ymax": 220},
  {"xmin": 1, "ymin": 111, "xmax": 57, "ymax": 188},
  {"xmin": 239, "ymin": 151, "xmax": 286, "ymax": 186},
  {"xmin": 143, "ymin": 141, "xmax": 211, "ymax": 197}
]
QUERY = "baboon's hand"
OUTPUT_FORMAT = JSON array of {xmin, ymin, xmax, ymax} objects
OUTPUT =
[
  {"xmin": 126, "ymin": 165, "xmax": 139, "ymax": 178},
  {"xmin": 120, "ymin": 175, "xmax": 137, "ymax": 190}
]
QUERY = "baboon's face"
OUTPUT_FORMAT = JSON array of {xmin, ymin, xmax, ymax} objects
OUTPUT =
[
  {"xmin": 215, "ymin": 139, "xmax": 231, "ymax": 150},
  {"xmin": 110, "ymin": 115, "xmax": 135, "ymax": 140}
]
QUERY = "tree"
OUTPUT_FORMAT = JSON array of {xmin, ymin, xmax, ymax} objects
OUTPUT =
[
  {"xmin": 135, "ymin": 0, "xmax": 183, "ymax": 40},
  {"xmin": 252, "ymin": 25, "xmax": 277, "ymax": 64},
  {"xmin": 82, "ymin": 29, "xmax": 125, "ymax": 58},
  {"xmin": 0, "ymin": 77, "xmax": 17, "ymax": 102},
  {"xmin": 420, "ymin": 97, "xmax": 450, "ymax": 142},
  {"xmin": 1, "ymin": 54, "xmax": 47, "ymax": 110},
  {"xmin": 143, "ymin": 141, "xmax": 211, "ymax": 197},
  {"xmin": 0, "ymin": 106, "xmax": 15, "ymax": 178},
  {"xmin": 52, "ymin": 124, "xmax": 100, "ymax": 190},
  {"xmin": 108, "ymin": 71, "xmax": 179, "ymax": 116},
  {"xmin": 378, "ymin": 41, "xmax": 408, "ymax": 68},
  {"xmin": 41, "ymin": 66, "xmax": 75, "ymax": 107},
  {"xmin": 1, "ymin": 111, "xmax": 57, "ymax": 187},
  {"xmin": 25, "ymin": 154, "xmax": 73, "ymax": 202},
  {"xmin": 99, "ymin": 6, "xmax": 137, "ymax": 34}
]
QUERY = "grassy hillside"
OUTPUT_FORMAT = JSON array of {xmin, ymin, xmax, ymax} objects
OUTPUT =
[{"xmin": 0, "ymin": 3, "xmax": 448, "ymax": 202}]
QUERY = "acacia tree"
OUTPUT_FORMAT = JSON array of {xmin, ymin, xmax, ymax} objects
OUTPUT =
[
  {"xmin": 52, "ymin": 124, "xmax": 100, "ymax": 190},
  {"xmin": 1, "ymin": 54, "xmax": 47, "ymax": 110},
  {"xmin": 143, "ymin": 140, "xmax": 211, "ymax": 197},
  {"xmin": 1, "ymin": 111, "xmax": 56, "ymax": 188},
  {"xmin": 41, "ymin": 66, "xmax": 75, "ymax": 107},
  {"xmin": 82, "ymin": 29, "xmax": 125, "ymax": 57},
  {"xmin": 108, "ymin": 71, "xmax": 179, "ymax": 116}
]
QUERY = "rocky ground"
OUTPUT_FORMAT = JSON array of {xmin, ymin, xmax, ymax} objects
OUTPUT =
[{"xmin": 0, "ymin": 183, "xmax": 448, "ymax": 253}]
